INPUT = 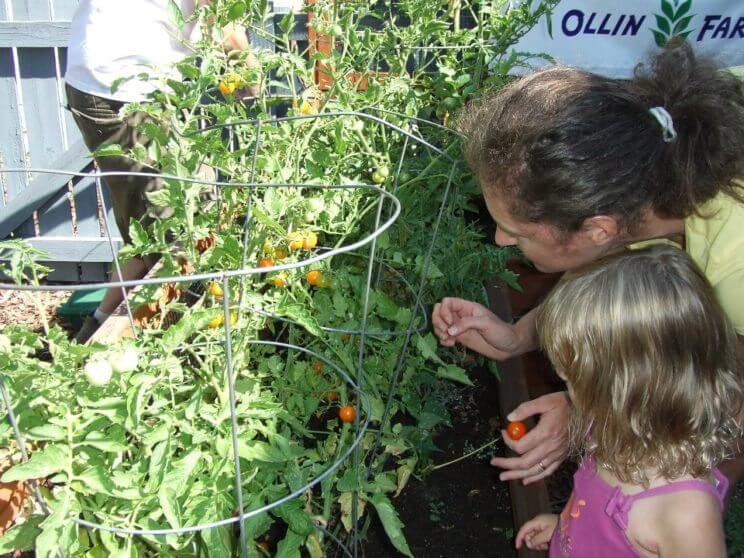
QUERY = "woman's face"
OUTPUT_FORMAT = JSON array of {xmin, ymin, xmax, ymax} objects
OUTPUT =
[{"xmin": 483, "ymin": 188, "xmax": 612, "ymax": 273}]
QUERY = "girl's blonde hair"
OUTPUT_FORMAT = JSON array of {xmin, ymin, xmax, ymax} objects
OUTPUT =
[{"xmin": 536, "ymin": 245, "xmax": 742, "ymax": 484}]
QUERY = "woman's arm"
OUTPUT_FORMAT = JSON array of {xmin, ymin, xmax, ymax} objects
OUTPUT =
[{"xmin": 432, "ymin": 299, "xmax": 540, "ymax": 360}]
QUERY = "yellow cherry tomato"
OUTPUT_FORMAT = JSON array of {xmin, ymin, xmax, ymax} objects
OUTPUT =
[
  {"xmin": 302, "ymin": 231, "xmax": 318, "ymax": 250},
  {"xmin": 208, "ymin": 282, "xmax": 224, "ymax": 298}
]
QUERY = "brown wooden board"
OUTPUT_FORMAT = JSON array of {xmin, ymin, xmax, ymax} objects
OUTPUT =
[{"xmin": 485, "ymin": 279, "xmax": 551, "ymax": 558}]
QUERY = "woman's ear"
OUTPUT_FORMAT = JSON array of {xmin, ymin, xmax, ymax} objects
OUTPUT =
[{"xmin": 581, "ymin": 215, "xmax": 621, "ymax": 246}]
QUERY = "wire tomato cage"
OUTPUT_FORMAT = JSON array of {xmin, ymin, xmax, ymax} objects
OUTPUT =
[{"xmin": 0, "ymin": 110, "xmax": 460, "ymax": 557}]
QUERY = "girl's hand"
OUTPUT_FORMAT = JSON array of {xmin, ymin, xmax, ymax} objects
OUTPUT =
[
  {"xmin": 515, "ymin": 514, "xmax": 559, "ymax": 550},
  {"xmin": 432, "ymin": 297, "xmax": 522, "ymax": 360}
]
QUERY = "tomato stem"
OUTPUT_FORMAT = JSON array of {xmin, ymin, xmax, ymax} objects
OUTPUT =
[{"xmin": 430, "ymin": 437, "xmax": 500, "ymax": 471}]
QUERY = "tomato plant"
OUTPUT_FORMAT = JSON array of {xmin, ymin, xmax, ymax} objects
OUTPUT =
[{"xmin": 0, "ymin": 0, "xmax": 557, "ymax": 555}]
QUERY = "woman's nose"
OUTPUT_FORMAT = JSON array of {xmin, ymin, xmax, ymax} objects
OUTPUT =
[{"xmin": 495, "ymin": 227, "xmax": 517, "ymax": 247}]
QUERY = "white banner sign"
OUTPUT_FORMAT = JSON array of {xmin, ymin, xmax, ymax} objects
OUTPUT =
[{"xmin": 513, "ymin": 0, "xmax": 743, "ymax": 77}]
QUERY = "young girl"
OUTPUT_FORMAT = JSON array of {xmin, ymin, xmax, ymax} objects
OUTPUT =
[{"xmin": 515, "ymin": 245, "xmax": 742, "ymax": 557}]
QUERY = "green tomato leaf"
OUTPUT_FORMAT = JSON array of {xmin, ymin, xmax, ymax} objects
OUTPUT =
[
  {"xmin": 26, "ymin": 424, "xmax": 66, "ymax": 441},
  {"xmin": 1, "ymin": 445, "xmax": 67, "ymax": 482},
  {"xmin": 273, "ymin": 502, "xmax": 314, "ymax": 536},
  {"xmin": 168, "ymin": 0, "xmax": 186, "ymax": 29},
  {"xmin": 370, "ymin": 493, "xmax": 413, "ymax": 558},
  {"xmin": 275, "ymin": 302, "xmax": 323, "ymax": 337},
  {"xmin": 275, "ymin": 529, "xmax": 305, "ymax": 558},
  {"xmin": 228, "ymin": 1, "xmax": 247, "ymax": 21},
  {"xmin": 436, "ymin": 364, "xmax": 473, "ymax": 386},
  {"xmin": 0, "ymin": 515, "xmax": 43, "ymax": 552},
  {"xmin": 73, "ymin": 465, "xmax": 117, "ymax": 496},
  {"xmin": 415, "ymin": 333, "xmax": 444, "ymax": 365},
  {"xmin": 92, "ymin": 143, "xmax": 124, "ymax": 158}
]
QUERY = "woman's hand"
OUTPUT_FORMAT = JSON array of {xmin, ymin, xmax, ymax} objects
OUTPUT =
[
  {"xmin": 432, "ymin": 297, "xmax": 524, "ymax": 360},
  {"xmin": 515, "ymin": 514, "xmax": 559, "ymax": 551},
  {"xmin": 491, "ymin": 392, "xmax": 572, "ymax": 484}
]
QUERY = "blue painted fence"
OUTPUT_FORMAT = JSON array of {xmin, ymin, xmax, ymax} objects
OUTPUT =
[{"xmin": 0, "ymin": 0, "xmax": 124, "ymax": 281}]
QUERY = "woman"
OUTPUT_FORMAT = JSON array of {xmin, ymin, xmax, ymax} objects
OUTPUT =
[{"xmin": 433, "ymin": 42, "xmax": 744, "ymax": 485}]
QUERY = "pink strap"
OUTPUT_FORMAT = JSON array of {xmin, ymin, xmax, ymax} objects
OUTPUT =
[{"xmin": 606, "ymin": 469, "xmax": 728, "ymax": 531}]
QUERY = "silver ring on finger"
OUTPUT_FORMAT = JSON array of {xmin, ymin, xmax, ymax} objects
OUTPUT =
[{"xmin": 538, "ymin": 460, "xmax": 547, "ymax": 472}]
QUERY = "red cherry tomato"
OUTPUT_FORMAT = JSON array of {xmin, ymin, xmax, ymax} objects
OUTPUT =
[
  {"xmin": 506, "ymin": 421, "xmax": 527, "ymax": 441},
  {"xmin": 339, "ymin": 405, "xmax": 356, "ymax": 423}
]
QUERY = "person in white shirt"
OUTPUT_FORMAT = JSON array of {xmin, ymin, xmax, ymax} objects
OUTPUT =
[{"xmin": 65, "ymin": 0, "xmax": 253, "ymax": 342}]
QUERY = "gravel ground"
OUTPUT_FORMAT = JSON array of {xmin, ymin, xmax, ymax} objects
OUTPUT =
[{"xmin": 0, "ymin": 288, "xmax": 72, "ymax": 332}]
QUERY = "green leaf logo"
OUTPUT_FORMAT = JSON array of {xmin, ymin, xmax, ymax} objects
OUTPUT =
[{"xmin": 652, "ymin": 0, "xmax": 695, "ymax": 47}]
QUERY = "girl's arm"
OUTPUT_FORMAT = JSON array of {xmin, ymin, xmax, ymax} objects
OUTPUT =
[{"xmin": 648, "ymin": 492, "xmax": 726, "ymax": 558}]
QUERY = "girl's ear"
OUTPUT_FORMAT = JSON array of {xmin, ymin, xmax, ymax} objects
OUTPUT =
[{"xmin": 581, "ymin": 215, "xmax": 621, "ymax": 246}]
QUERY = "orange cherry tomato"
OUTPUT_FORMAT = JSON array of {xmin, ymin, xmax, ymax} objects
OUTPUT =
[
  {"xmin": 272, "ymin": 275, "xmax": 287, "ymax": 287},
  {"xmin": 326, "ymin": 390, "xmax": 339, "ymax": 402},
  {"xmin": 258, "ymin": 258, "xmax": 274, "ymax": 268},
  {"xmin": 312, "ymin": 361, "xmax": 323, "ymax": 375},
  {"xmin": 339, "ymin": 405, "xmax": 356, "ymax": 423},
  {"xmin": 506, "ymin": 421, "xmax": 527, "ymax": 441},
  {"xmin": 306, "ymin": 270, "xmax": 322, "ymax": 286}
]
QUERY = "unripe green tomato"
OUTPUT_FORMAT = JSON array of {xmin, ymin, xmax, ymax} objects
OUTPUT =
[
  {"xmin": 109, "ymin": 347, "xmax": 139, "ymax": 374},
  {"xmin": 371, "ymin": 171, "xmax": 386, "ymax": 184},
  {"xmin": 84, "ymin": 359, "xmax": 113, "ymax": 386},
  {"xmin": 377, "ymin": 166, "xmax": 390, "ymax": 178}
]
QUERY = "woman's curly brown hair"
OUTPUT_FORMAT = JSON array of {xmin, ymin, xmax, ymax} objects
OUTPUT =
[{"xmin": 460, "ymin": 42, "xmax": 744, "ymax": 232}]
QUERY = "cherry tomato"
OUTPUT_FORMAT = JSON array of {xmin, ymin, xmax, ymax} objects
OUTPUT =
[
  {"xmin": 208, "ymin": 282, "xmax": 223, "ymax": 298},
  {"xmin": 287, "ymin": 232, "xmax": 304, "ymax": 251},
  {"xmin": 306, "ymin": 270, "xmax": 323, "ymax": 286},
  {"xmin": 302, "ymin": 231, "xmax": 318, "ymax": 250},
  {"xmin": 208, "ymin": 313, "xmax": 237, "ymax": 328},
  {"xmin": 339, "ymin": 405, "xmax": 356, "ymax": 423},
  {"xmin": 274, "ymin": 248, "xmax": 288, "ymax": 260},
  {"xmin": 258, "ymin": 258, "xmax": 274, "ymax": 268},
  {"xmin": 272, "ymin": 274, "xmax": 287, "ymax": 287},
  {"xmin": 312, "ymin": 361, "xmax": 323, "ymax": 375},
  {"xmin": 340, "ymin": 333, "xmax": 351, "ymax": 342},
  {"xmin": 371, "ymin": 170, "xmax": 386, "ymax": 184},
  {"xmin": 326, "ymin": 390, "xmax": 339, "ymax": 402},
  {"xmin": 218, "ymin": 72, "xmax": 240, "ymax": 96},
  {"xmin": 506, "ymin": 421, "xmax": 527, "ymax": 441}
]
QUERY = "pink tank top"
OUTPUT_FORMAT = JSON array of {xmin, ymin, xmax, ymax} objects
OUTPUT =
[{"xmin": 549, "ymin": 458, "xmax": 728, "ymax": 557}]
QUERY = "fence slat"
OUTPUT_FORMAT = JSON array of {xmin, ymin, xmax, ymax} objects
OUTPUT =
[
  {"xmin": 0, "ymin": 48, "xmax": 26, "ymax": 206},
  {"xmin": 0, "ymin": 140, "xmax": 88, "ymax": 238},
  {"xmin": 27, "ymin": 237, "xmax": 121, "ymax": 263},
  {"xmin": 0, "ymin": 21, "xmax": 70, "ymax": 47}
]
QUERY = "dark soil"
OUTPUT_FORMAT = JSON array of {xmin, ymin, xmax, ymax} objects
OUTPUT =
[{"xmin": 362, "ymin": 364, "xmax": 515, "ymax": 558}]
